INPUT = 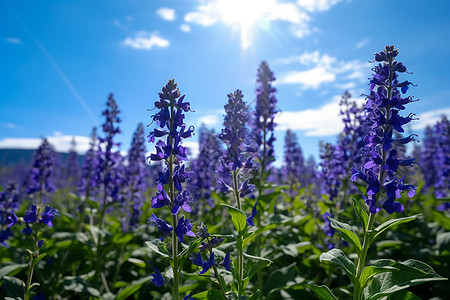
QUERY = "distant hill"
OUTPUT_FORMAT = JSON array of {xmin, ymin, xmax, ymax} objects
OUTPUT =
[{"xmin": 0, "ymin": 149, "xmax": 83, "ymax": 166}]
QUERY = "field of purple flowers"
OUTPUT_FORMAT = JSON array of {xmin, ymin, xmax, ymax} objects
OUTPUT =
[{"xmin": 1, "ymin": 46, "xmax": 449, "ymax": 299}]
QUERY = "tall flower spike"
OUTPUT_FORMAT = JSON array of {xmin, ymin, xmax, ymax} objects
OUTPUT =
[
  {"xmin": 352, "ymin": 45, "xmax": 418, "ymax": 214},
  {"xmin": 249, "ymin": 61, "xmax": 278, "ymax": 169},
  {"xmin": 0, "ymin": 182, "xmax": 20, "ymax": 245},
  {"xmin": 97, "ymin": 93, "xmax": 123, "ymax": 205},
  {"xmin": 78, "ymin": 127, "xmax": 99, "ymax": 199},
  {"xmin": 27, "ymin": 138, "xmax": 56, "ymax": 199},
  {"xmin": 217, "ymin": 90, "xmax": 253, "ymax": 190},
  {"xmin": 124, "ymin": 123, "xmax": 147, "ymax": 230}
]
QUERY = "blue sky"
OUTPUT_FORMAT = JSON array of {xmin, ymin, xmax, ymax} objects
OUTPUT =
[{"xmin": 1, "ymin": 0, "xmax": 450, "ymax": 164}]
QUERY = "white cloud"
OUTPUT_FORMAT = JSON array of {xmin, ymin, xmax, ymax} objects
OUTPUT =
[
  {"xmin": 198, "ymin": 115, "xmax": 219, "ymax": 126},
  {"xmin": 0, "ymin": 134, "xmax": 91, "ymax": 154},
  {"xmin": 157, "ymin": 8, "xmax": 176, "ymax": 21},
  {"xmin": 123, "ymin": 31, "xmax": 170, "ymax": 50},
  {"xmin": 275, "ymin": 95, "xmax": 364, "ymax": 136},
  {"xmin": 412, "ymin": 108, "xmax": 450, "ymax": 130},
  {"xmin": 356, "ymin": 38, "xmax": 369, "ymax": 49},
  {"xmin": 279, "ymin": 67, "xmax": 336, "ymax": 89},
  {"xmin": 297, "ymin": 0, "xmax": 343, "ymax": 12},
  {"xmin": 184, "ymin": 3, "xmax": 218, "ymax": 26},
  {"xmin": 184, "ymin": 141, "xmax": 199, "ymax": 159},
  {"xmin": 5, "ymin": 38, "xmax": 21, "ymax": 44},
  {"xmin": 184, "ymin": 0, "xmax": 344, "ymax": 48},
  {"xmin": 180, "ymin": 24, "xmax": 191, "ymax": 32},
  {"xmin": 277, "ymin": 51, "xmax": 370, "ymax": 90}
]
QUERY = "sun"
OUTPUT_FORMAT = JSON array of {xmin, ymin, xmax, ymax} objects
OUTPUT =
[{"xmin": 216, "ymin": 0, "xmax": 277, "ymax": 49}]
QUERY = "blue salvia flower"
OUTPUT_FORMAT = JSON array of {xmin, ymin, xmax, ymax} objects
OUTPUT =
[
  {"xmin": 217, "ymin": 90, "xmax": 254, "ymax": 194},
  {"xmin": 97, "ymin": 93, "xmax": 123, "ymax": 205},
  {"xmin": 319, "ymin": 142, "xmax": 345, "ymax": 202},
  {"xmin": 282, "ymin": 129, "xmax": 305, "ymax": 185},
  {"xmin": 27, "ymin": 138, "xmax": 56, "ymax": 199},
  {"xmin": 78, "ymin": 127, "xmax": 99, "ymax": 199},
  {"xmin": 124, "ymin": 123, "xmax": 147, "ymax": 230},
  {"xmin": 222, "ymin": 252, "xmax": 232, "ymax": 271},
  {"xmin": 183, "ymin": 292, "xmax": 194, "ymax": 300},
  {"xmin": 147, "ymin": 79, "xmax": 195, "ymax": 242},
  {"xmin": 189, "ymin": 125, "xmax": 223, "ymax": 212},
  {"xmin": 10, "ymin": 204, "xmax": 59, "ymax": 235},
  {"xmin": 65, "ymin": 137, "xmax": 80, "ymax": 190},
  {"xmin": 0, "ymin": 182, "xmax": 20, "ymax": 245},
  {"xmin": 151, "ymin": 266, "xmax": 165, "ymax": 287},
  {"xmin": 191, "ymin": 252, "xmax": 215, "ymax": 274},
  {"xmin": 337, "ymin": 91, "xmax": 367, "ymax": 174},
  {"xmin": 432, "ymin": 116, "xmax": 450, "ymax": 199},
  {"xmin": 246, "ymin": 202, "xmax": 258, "ymax": 226},
  {"xmin": 351, "ymin": 45, "xmax": 418, "ymax": 214},
  {"xmin": 249, "ymin": 61, "xmax": 278, "ymax": 170},
  {"xmin": 147, "ymin": 214, "xmax": 173, "ymax": 236}
]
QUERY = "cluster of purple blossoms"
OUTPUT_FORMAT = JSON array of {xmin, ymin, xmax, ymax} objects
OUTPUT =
[
  {"xmin": 217, "ymin": 90, "xmax": 254, "ymax": 196},
  {"xmin": 249, "ymin": 61, "xmax": 278, "ymax": 175},
  {"xmin": 97, "ymin": 94, "xmax": 123, "ymax": 205},
  {"xmin": 65, "ymin": 137, "xmax": 80, "ymax": 190},
  {"xmin": 282, "ymin": 129, "xmax": 305, "ymax": 188},
  {"xmin": 78, "ymin": 127, "xmax": 99, "ymax": 199},
  {"xmin": 8, "ymin": 204, "xmax": 59, "ymax": 236},
  {"xmin": 124, "ymin": 123, "xmax": 147, "ymax": 230},
  {"xmin": 322, "ymin": 212, "xmax": 336, "ymax": 250},
  {"xmin": 420, "ymin": 116, "xmax": 450, "ymax": 210},
  {"xmin": 189, "ymin": 125, "xmax": 223, "ymax": 212},
  {"xmin": 27, "ymin": 138, "xmax": 56, "ymax": 198},
  {"xmin": 351, "ymin": 46, "xmax": 418, "ymax": 214},
  {"xmin": 319, "ymin": 142, "xmax": 345, "ymax": 202},
  {"xmin": 336, "ymin": 91, "xmax": 367, "ymax": 173},
  {"xmin": 0, "ymin": 182, "xmax": 20, "ymax": 245},
  {"xmin": 147, "ymin": 79, "xmax": 196, "ymax": 243}
]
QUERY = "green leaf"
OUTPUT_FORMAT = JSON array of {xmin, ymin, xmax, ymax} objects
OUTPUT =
[
  {"xmin": 146, "ymin": 240, "xmax": 171, "ymax": 259},
  {"xmin": 309, "ymin": 284, "xmax": 338, "ymax": 300},
  {"xmin": 359, "ymin": 265, "xmax": 397, "ymax": 288},
  {"xmin": 63, "ymin": 277, "xmax": 101, "ymax": 298},
  {"xmin": 116, "ymin": 276, "xmax": 152, "ymax": 300},
  {"xmin": 436, "ymin": 232, "xmax": 450, "ymax": 253},
  {"xmin": 248, "ymin": 290, "xmax": 261, "ymax": 300},
  {"xmin": 222, "ymin": 204, "xmax": 247, "ymax": 235},
  {"xmin": 190, "ymin": 289, "xmax": 225, "ymax": 299},
  {"xmin": 86, "ymin": 199, "xmax": 100, "ymax": 210},
  {"xmin": 320, "ymin": 249, "xmax": 356, "ymax": 280},
  {"xmin": 352, "ymin": 196, "xmax": 368, "ymax": 231},
  {"xmin": 0, "ymin": 264, "xmax": 28, "ymax": 280},
  {"xmin": 112, "ymin": 233, "xmax": 133, "ymax": 244},
  {"xmin": 328, "ymin": 217, "xmax": 362, "ymax": 253},
  {"xmin": 387, "ymin": 290, "xmax": 421, "ymax": 300},
  {"xmin": 3, "ymin": 276, "xmax": 25, "ymax": 299},
  {"xmin": 127, "ymin": 258, "xmax": 146, "ymax": 268},
  {"xmin": 264, "ymin": 262, "xmax": 296, "ymax": 295},
  {"xmin": 373, "ymin": 215, "xmax": 419, "ymax": 240},
  {"xmin": 31, "ymin": 254, "xmax": 47, "ymax": 270},
  {"xmin": 243, "ymin": 253, "xmax": 272, "ymax": 284},
  {"xmin": 363, "ymin": 259, "xmax": 447, "ymax": 300}
]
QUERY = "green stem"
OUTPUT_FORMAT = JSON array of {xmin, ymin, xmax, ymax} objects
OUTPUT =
[
  {"xmin": 25, "ymin": 231, "xmax": 38, "ymax": 300},
  {"xmin": 353, "ymin": 213, "xmax": 376, "ymax": 300},
  {"xmin": 232, "ymin": 170, "xmax": 244, "ymax": 296}
]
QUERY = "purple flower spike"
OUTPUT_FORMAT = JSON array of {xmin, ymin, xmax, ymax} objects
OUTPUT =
[{"xmin": 354, "ymin": 46, "xmax": 418, "ymax": 214}]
